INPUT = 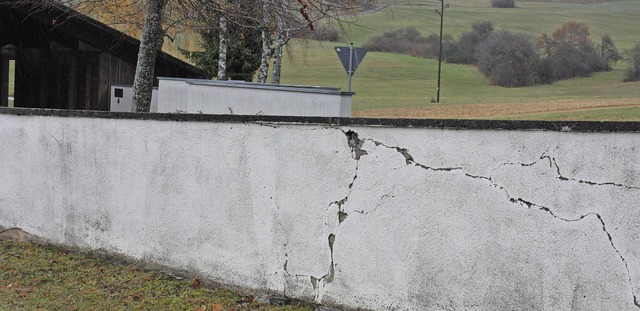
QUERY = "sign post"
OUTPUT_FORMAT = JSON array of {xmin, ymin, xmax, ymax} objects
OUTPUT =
[{"xmin": 335, "ymin": 43, "xmax": 367, "ymax": 92}]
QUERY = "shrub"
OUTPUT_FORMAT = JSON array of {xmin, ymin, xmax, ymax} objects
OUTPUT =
[
  {"xmin": 476, "ymin": 30, "xmax": 540, "ymax": 87},
  {"xmin": 537, "ymin": 22, "xmax": 609, "ymax": 81},
  {"xmin": 312, "ymin": 25, "xmax": 341, "ymax": 42},
  {"xmin": 491, "ymin": 0, "xmax": 515, "ymax": 8},
  {"xmin": 548, "ymin": 40, "xmax": 598, "ymax": 79},
  {"xmin": 363, "ymin": 22, "xmax": 493, "ymax": 63},
  {"xmin": 447, "ymin": 21, "xmax": 494, "ymax": 64},
  {"xmin": 293, "ymin": 24, "xmax": 341, "ymax": 42},
  {"xmin": 362, "ymin": 27, "xmax": 430, "ymax": 58},
  {"xmin": 600, "ymin": 34, "xmax": 621, "ymax": 68},
  {"xmin": 624, "ymin": 43, "xmax": 640, "ymax": 82},
  {"xmin": 423, "ymin": 33, "xmax": 456, "ymax": 60}
]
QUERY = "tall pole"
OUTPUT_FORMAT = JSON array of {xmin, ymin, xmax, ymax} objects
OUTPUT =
[
  {"xmin": 348, "ymin": 43, "xmax": 354, "ymax": 92},
  {"xmin": 436, "ymin": 0, "xmax": 448, "ymax": 103}
]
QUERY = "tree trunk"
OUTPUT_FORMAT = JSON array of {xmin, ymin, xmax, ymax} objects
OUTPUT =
[
  {"xmin": 131, "ymin": 0, "xmax": 166, "ymax": 112},
  {"xmin": 270, "ymin": 1, "xmax": 287, "ymax": 84},
  {"xmin": 217, "ymin": 14, "xmax": 228, "ymax": 80},
  {"xmin": 270, "ymin": 32, "xmax": 286, "ymax": 84},
  {"xmin": 257, "ymin": 0, "xmax": 272, "ymax": 83}
]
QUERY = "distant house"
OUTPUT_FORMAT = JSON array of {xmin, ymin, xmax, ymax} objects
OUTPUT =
[{"xmin": 0, "ymin": 2, "xmax": 205, "ymax": 110}]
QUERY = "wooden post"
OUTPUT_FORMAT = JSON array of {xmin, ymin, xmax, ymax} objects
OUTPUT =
[
  {"xmin": 1, "ymin": 45, "xmax": 18, "ymax": 107},
  {"xmin": 0, "ymin": 57, "xmax": 8, "ymax": 107}
]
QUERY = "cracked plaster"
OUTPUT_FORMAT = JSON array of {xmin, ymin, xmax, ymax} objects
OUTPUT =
[
  {"xmin": 1, "ymin": 113, "xmax": 640, "ymax": 310},
  {"xmin": 327, "ymin": 126, "xmax": 640, "ymax": 310}
]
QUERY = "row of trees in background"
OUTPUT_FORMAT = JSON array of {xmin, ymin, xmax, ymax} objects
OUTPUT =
[
  {"xmin": 8, "ymin": 0, "xmax": 376, "ymax": 111},
  {"xmin": 363, "ymin": 20, "xmax": 639, "ymax": 87},
  {"xmin": 478, "ymin": 21, "xmax": 618, "ymax": 87},
  {"xmin": 362, "ymin": 21, "xmax": 494, "ymax": 64}
]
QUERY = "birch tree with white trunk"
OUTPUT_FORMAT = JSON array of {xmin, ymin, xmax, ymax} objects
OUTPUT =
[
  {"xmin": 257, "ymin": 0, "xmax": 273, "ymax": 83},
  {"xmin": 261, "ymin": 0, "xmax": 382, "ymax": 84},
  {"xmin": 270, "ymin": 0, "xmax": 290, "ymax": 84},
  {"xmin": 217, "ymin": 13, "xmax": 229, "ymax": 80}
]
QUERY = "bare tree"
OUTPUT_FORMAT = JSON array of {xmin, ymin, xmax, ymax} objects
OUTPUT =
[
  {"xmin": 132, "ymin": 0, "xmax": 167, "ymax": 112},
  {"xmin": 262, "ymin": 0, "xmax": 380, "ymax": 84},
  {"xmin": 7, "ymin": 0, "xmax": 383, "ymax": 110},
  {"xmin": 270, "ymin": 0, "xmax": 290, "ymax": 84}
]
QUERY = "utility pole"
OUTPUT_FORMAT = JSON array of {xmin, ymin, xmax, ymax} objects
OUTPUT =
[{"xmin": 435, "ymin": 0, "xmax": 449, "ymax": 103}]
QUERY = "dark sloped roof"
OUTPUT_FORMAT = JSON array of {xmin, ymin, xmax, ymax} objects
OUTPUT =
[{"xmin": 0, "ymin": 1, "xmax": 206, "ymax": 78}]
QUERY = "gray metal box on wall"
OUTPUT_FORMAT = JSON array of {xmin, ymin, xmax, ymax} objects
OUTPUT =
[
  {"xmin": 157, "ymin": 78, "xmax": 352, "ymax": 117},
  {"xmin": 110, "ymin": 85, "xmax": 158, "ymax": 112}
]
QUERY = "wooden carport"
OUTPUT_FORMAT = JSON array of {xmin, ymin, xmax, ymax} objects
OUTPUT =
[{"xmin": 0, "ymin": 2, "xmax": 205, "ymax": 111}]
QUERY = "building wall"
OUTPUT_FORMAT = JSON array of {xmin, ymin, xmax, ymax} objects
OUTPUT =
[
  {"xmin": 13, "ymin": 48, "xmax": 135, "ymax": 111},
  {"xmin": 1, "ymin": 5, "xmax": 202, "ymax": 111},
  {"xmin": 1, "ymin": 110, "xmax": 640, "ymax": 310},
  {"xmin": 158, "ymin": 78, "xmax": 352, "ymax": 117}
]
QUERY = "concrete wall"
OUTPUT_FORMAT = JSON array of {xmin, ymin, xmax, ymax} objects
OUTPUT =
[
  {"xmin": 1, "ymin": 109, "xmax": 640, "ymax": 310},
  {"xmin": 157, "ymin": 78, "xmax": 352, "ymax": 117}
]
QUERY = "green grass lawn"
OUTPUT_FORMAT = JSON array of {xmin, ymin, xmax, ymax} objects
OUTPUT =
[
  {"xmin": 0, "ymin": 239, "xmax": 313, "ymax": 310},
  {"xmin": 8, "ymin": 60, "xmax": 14, "ymax": 108},
  {"xmin": 280, "ymin": 42, "xmax": 640, "ymax": 112},
  {"xmin": 491, "ymin": 105, "xmax": 640, "ymax": 121},
  {"xmin": 279, "ymin": 0, "xmax": 640, "ymax": 120},
  {"xmin": 9, "ymin": 60, "xmax": 14, "ymax": 97}
]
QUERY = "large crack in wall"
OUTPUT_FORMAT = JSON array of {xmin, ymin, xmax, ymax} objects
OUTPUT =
[
  {"xmin": 308, "ymin": 130, "xmax": 363, "ymax": 303},
  {"xmin": 495, "ymin": 153, "xmax": 640, "ymax": 190},
  {"xmin": 316, "ymin": 128, "xmax": 640, "ymax": 309}
]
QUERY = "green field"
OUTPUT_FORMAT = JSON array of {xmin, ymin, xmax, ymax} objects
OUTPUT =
[
  {"xmin": 8, "ymin": 60, "xmax": 14, "ymax": 108},
  {"xmin": 278, "ymin": 0, "xmax": 640, "ymax": 120},
  {"xmin": 8, "ymin": 60, "xmax": 14, "ymax": 97}
]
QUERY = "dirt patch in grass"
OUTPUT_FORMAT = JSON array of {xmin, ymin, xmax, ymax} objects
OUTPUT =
[
  {"xmin": 0, "ymin": 239, "xmax": 315, "ymax": 311},
  {"xmin": 353, "ymin": 98, "xmax": 640, "ymax": 120},
  {"xmin": 524, "ymin": 0, "xmax": 618, "ymax": 3}
]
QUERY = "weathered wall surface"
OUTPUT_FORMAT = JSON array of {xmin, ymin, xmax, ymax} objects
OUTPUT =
[{"xmin": 1, "ymin": 110, "xmax": 640, "ymax": 310}]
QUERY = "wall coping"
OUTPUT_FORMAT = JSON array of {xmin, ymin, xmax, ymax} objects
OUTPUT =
[{"xmin": 2, "ymin": 107, "xmax": 640, "ymax": 133}]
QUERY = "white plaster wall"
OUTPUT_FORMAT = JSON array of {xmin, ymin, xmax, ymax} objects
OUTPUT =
[{"xmin": 1, "ymin": 113, "xmax": 640, "ymax": 310}]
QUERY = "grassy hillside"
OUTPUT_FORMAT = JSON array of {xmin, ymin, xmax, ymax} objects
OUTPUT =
[
  {"xmin": 344, "ymin": 0, "xmax": 639, "ymax": 49},
  {"xmin": 279, "ymin": 0, "xmax": 640, "ymax": 120},
  {"xmin": 8, "ymin": 60, "xmax": 14, "ymax": 107}
]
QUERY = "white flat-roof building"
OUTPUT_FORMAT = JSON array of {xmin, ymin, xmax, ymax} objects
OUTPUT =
[{"xmin": 156, "ymin": 78, "xmax": 352, "ymax": 117}]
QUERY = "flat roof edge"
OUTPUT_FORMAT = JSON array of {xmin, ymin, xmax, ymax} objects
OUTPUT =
[{"xmin": 2, "ymin": 108, "xmax": 640, "ymax": 133}]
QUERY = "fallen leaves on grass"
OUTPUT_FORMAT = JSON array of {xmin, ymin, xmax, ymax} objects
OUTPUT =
[{"xmin": 0, "ymin": 239, "xmax": 315, "ymax": 310}]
